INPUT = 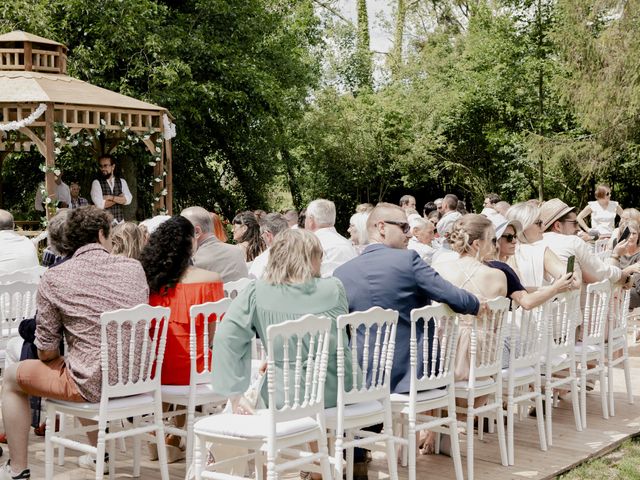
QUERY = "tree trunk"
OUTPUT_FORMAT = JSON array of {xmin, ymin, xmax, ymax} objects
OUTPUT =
[
  {"xmin": 391, "ymin": 0, "xmax": 406, "ymax": 76},
  {"xmin": 357, "ymin": 0, "xmax": 373, "ymax": 90}
]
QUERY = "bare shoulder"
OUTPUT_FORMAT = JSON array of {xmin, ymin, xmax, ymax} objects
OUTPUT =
[{"xmin": 182, "ymin": 267, "xmax": 222, "ymax": 284}]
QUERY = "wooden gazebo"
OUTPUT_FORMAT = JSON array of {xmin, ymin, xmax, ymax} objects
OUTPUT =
[{"xmin": 0, "ymin": 31, "xmax": 175, "ymax": 215}]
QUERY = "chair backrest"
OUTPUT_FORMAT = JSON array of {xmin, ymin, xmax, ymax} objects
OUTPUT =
[
  {"xmin": 100, "ymin": 304, "xmax": 170, "ymax": 400},
  {"xmin": 265, "ymin": 314, "xmax": 332, "ymax": 422},
  {"xmin": 582, "ymin": 279, "xmax": 611, "ymax": 347},
  {"xmin": 545, "ymin": 290, "xmax": 580, "ymax": 360},
  {"xmin": 0, "ymin": 266, "xmax": 46, "ymax": 284},
  {"xmin": 469, "ymin": 297, "xmax": 510, "ymax": 382},
  {"xmin": 410, "ymin": 303, "xmax": 459, "ymax": 393},
  {"xmin": 188, "ymin": 298, "xmax": 232, "ymax": 385},
  {"xmin": 336, "ymin": 307, "xmax": 398, "ymax": 406},
  {"xmin": 608, "ymin": 286, "xmax": 630, "ymax": 344},
  {"xmin": 223, "ymin": 278, "xmax": 252, "ymax": 299},
  {"xmin": 507, "ymin": 303, "xmax": 546, "ymax": 372},
  {"xmin": 0, "ymin": 281, "xmax": 38, "ymax": 347}
]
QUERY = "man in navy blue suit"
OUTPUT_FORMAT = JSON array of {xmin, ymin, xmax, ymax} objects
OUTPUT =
[{"xmin": 333, "ymin": 202, "xmax": 481, "ymax": 478}]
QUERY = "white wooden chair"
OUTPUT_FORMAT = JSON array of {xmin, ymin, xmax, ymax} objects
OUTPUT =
[
  {"xmin": 576, "ymin": 279, "xmax": 611, "ymax": 428},
  {"xmin": 0, "ymin": 266, "xmax": 46, "ymax": 284},
  {"xmin": 391, "ymin": 303, "xmax": 463, "ymax": 480},
  {"xmin": 326, "ymin": 307, "xmax": 398, "ymax": 480},
  {"xmin": 161, "ymin": 298, "xmax": 231, "ymax": 469},
  {"xmin": 454, "ymin": 297, "xmax": 509, "ymax": 480},
  {"xmin": 44, "ymin": 304, "xmax": 172, "ymax": 480},
  {"xmin": 500, "ymin": 304, "xmax": 547, "ymax": 465},
  {"xmin": 0, "ymin": 280, "xmax": 38, "ymax": 367},
  {"xmin": 223, "ymin": 278, "xmax": 252, "ymax": 299},
  {"xmin": 606, "ymin": 287, "xmax": 633, "ymax": 416},
  {"xmin": 593, "ymin": 238, "xmax": 609, "ymax": 257},
  {"xmin": 192, "ymin": 314, "xmax": 334, "ymax": 480},
  {"xmin": 541, "ymin": 290, "xmax": 582, "ymax": 445}
]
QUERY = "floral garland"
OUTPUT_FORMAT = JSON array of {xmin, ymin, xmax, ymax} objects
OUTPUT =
[
  {"xmin": 0, "ymin": 103, "xmax": 47, "ymax": 132},
  {"xmin": 162, "ymin": 114, "xmax": 177, "ymax": 140}
]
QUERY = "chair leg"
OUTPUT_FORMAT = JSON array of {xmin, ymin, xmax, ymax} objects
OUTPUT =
[
  {"xmin": 401, "ymin": 421, "xmax": 408, "ymax": 467},
  {"xmin": 507, "ymin": 401, "xmax": 515, "ymax": 466},
  {"xmin": 477, "ymin": 414, "xmax": 484, "ymax": 441},
  {"xmin": 570, "ymin": 375, "xmax": 582, "ymax": 432},
  {"xmin": 318, "ymin": 428, "xmax": 333, "ymax": 480},
  {"xmin": 95, "ymin": 422, "xmax": 108, "ymax": 480},
  {"xmin": 45, "ymin": 405, "xmax": 55, "ymax": 480},
  {"xmin": 346, "ymin": 431, "xmax": 354, "ymax": 480},
  {"xmin": 133, "ymin": 416, "xmax": 141, "ymax": 478},
  {"xmin": 186, "ymin": 407, "xmax": 195, "ymax": 470},
  {"xmin": 334, "ymin": 431, "xmax": 344, "ymax": 480},
  {"xmin": 154, "ymin": 405, "xmax": 171, "ymax": 480},
  {"xmin": 408, "ymin": 416, "xmax": 416, "ymax": 480},
  {"xmin": 534, "ymin": 391, "xmax": 547, "ymax": 453},
  {"xmin": 599, "ymin": 366, "xmax": 609, "ymax": 419},
  {"xmin": 495, "ymin": 401, "xmax": 508, "ymax": 467},
  {"xmin": 255, "ymin": 448, "xmax": 265, "ymax": 480},
  {"xmin": 608, "ymin": 362, "xmax": 615, "ymax": 417},
  {"xmin": 623, "ymin": 354, "xmax": 634, "ymax": 405},
  {"xmin": 194, "ymin": 434, "xmax": 203, "ymax": 480},
  {"xmin": 448, "ymin": 415, "xmax": 464, "ymax": 480},
  {"xmin": 466, "ymin": 410, "xmax": 474, "ymax": 480},
  {"xmin": 266, "ymin": 436, "xmax": 277, "ymax": 480},
  {"xmin": 580, "ymin": 371, "xmax": 588, "ymax": 429},
  {"xmin": 108, "ymin": 437, "xmax": 116, "ymax": 480},
  {"xmin": 384, "ymin": 410, "xmax": 399, "ymax": 480},
  {"xmin": 57, "ymin": 412, "xmax": 65, "ymax": 466}
]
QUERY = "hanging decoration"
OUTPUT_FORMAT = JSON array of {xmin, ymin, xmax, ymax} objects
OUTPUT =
[
  {"xmin": 163, "ymin": 114, "xmax": 177, "ymax": 140},
  {"xmin": 0, "ymin": 103, "xmax": 47, "ymax": 132}
]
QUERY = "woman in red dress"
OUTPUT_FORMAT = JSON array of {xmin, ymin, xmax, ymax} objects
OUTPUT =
[{"xmin": 139, "ymin": 215, "xmax": 223, "ymax": 461}]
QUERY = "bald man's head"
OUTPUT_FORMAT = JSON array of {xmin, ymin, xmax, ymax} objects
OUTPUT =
[
  {"xmin": 0, "ymin": 210, "xmax": 13, "ymax": 231},
  {"xmin": 367, "ymin": 202, "xmax": 411, "ymax": 249}
]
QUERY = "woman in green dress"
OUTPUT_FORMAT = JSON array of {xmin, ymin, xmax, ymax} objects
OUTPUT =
[{"xmin": 211, "ymin": 227, "xmax": 352, "ymax": 409}]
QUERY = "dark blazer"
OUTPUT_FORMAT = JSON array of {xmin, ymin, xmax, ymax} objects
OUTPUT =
[{"xmin": 334, "ymin": 243, "xmax": 480, "ymax": 393}]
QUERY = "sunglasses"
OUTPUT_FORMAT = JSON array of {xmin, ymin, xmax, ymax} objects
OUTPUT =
[
  {"xmin": 491, "ymin": 237, "xmax": 497, "ymax": 245},
  {"xmin": 501, "ymin": 233, "xmax": 517, "ymax": 243},
  {"xmin": 384, "ymin": 220, "xmax": 411, "ymax": 234},
  {"xmin": 605, "ymin": 192, "xmax": 611, "ymax": 196}
]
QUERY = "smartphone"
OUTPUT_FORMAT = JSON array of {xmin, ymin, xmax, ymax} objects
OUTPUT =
[
  {"xmin": 619, "ymin": 226, "xmax": 631, "ymax": 243},
  {"xmin": 566, "ymin": 255, "xmax": 575, "ymax": 276}
]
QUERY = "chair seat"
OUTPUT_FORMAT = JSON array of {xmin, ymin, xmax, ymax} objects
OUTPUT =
[
  {"xmin": 194, "ymin": 411, "xmax": 319, "ymax": 439},
  {"xmin": 575, "ymin": 343, "xmax": 602, "ymax": 354},
  {"xmin": 47, "ymin": 393, "xmax": 154, "ymax": 412},
  {"xmin": 605, "ymin": 336, "xmax": 626, "ymax": 350},
  {"xmin": 541, "ymin": 353, "xmax": 569, "ymax": 367},
  {"xmin": 390, "ymin": 387, "xmax": 448, "ymax": 405},
  {"xmin": 161, "ymin": 383, "xmax": 226, "ymax": 404},
  {"xmin": 454, "ymin": 377, "xmax": 495, "ymax": 390},
  {"xmin": 501, "ymin": 366, "xmax": 536, "ymax": 379},
  {"xmin": 325, "ymin": 400, "xmax": 383, "ymax": 420}
]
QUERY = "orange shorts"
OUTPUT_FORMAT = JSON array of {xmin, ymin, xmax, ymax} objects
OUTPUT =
[{"xmin": 16, "ymin": 357, "xmax": 85, "ymax": 402}]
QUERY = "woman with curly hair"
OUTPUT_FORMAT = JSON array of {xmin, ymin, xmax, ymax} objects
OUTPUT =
[
  {"xmin": 231, "ymin": 211, "xmax": 265, "ymax": 262},
  {"xmin": 139, "ymin": 216, "xmax": 223, "ymax": 462}
]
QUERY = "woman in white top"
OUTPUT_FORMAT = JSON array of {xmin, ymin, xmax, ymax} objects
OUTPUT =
[
  {"xmin": 505, "ymin": 202, "xmax": 573, "ymax": 289},
  {"xmin": 576, "ymin": 184, "xmax": 624, "ymax": 237}
]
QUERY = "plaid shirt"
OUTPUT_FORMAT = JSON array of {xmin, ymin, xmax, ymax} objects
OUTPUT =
[{"xmin": 70, "ymin": 196, "xmax": 89, "ymax": 209}]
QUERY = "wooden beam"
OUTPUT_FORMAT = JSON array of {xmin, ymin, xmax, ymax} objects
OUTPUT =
[
  {"xmin": 18, "ymin": 127, "xmax": 45, "ymax": 156},
  {"xmin": 165, "ymin": 139, "xmax": 173, "ymax": 215},
  {"xmin": 23, "ymin": 42, "xmax": 32, "ymax": 71},
  {"xmin": 44, "ymin": 103, "xmax": 55, "ymax": 219}
]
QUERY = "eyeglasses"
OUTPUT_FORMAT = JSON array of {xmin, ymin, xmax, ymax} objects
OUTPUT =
[
  {"xmin": 383, "ymin": 220, "xmax": 411, "ymax": 234},
  {"xmin": 561, "ymin": 220, "xmax": 578, "ymax": 225},
  {"xmin": 605, "ymin": 192, "xmax": 611, "ymax": 196},
  {"xmin": 501, "ymin": 233, "xmax": 517, "ymax": 243}
]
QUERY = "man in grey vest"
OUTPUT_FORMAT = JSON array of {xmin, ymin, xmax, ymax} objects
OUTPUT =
[{"xmin": 90, "ymin": 155, "xmax": 132, "ymax": 223}]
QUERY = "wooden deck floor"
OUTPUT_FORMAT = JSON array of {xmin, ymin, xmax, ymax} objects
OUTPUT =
[{"xmin": 11, "ymin": 344, "xmax": 640, "ymax": 479}]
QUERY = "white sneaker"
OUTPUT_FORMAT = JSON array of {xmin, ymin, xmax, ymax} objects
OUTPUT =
[
  {"xmin": 77, "ymin": 454, "xmax": 109, "ymax": 474},
  {"xmin": 0, "ymin": 461, "xmax": 30, "ymax": 479}
]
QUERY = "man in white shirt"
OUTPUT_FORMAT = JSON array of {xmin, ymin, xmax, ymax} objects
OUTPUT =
[
  {"xmin": 539, "ymin": 198, "xmax": 635, "ymax": 285},
  {"xmin": 34, "ymin": 171, "xmax": 71, "ymax": 212},
  {"xmin": 90, "ymin": 155, "xmax": 132, "ymax": 223},
  {"xmin": 249, "ymin": 213, "xmax": 289, "ymax": 279},
  {"xmin": 0, "ymin": 210, "xmax": 39, "ymax": 274},
  {"xmin": 399, "ymin": 194, "xmax": 416, "ymax": 212},
  {"xmin": 305, "ymin": 199, "xmax": 356, "ymax": 277}
]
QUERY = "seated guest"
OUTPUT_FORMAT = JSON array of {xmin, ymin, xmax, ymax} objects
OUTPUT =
[
  {"xmin": 305, "ymin": 199, "xmax": 356, "ymax": 276},
  {"xmin": 616, "ymin": 220, "xmax": 640, "ymax": 309},
  {"xmin": 211, "ymin": 228, "xmax": 351, "ymax": 409},
  {"xmin": 0, "ymin": 210, "xmax": 39, "ymax": 275},
  {"xmin": 248, "ymin": 213, "xmax": 289, "ymax": 279},
  {"xmin": 423, "ymin": 201, "xmax": 438, "ymax": 219},
  {"xmin": 505, "ymin": 202, "xmax": 570, "ymax": 289},
  {"xmin": 181, "ymin": 206, "xmax": 247, "ymax": 282},
  {"xmin": 487, "ymin": 216, "xmax": 574, "ymax": 309},
  {"xmin": 111, "ymin": 222, "xmax": 145, "ymax": 260},
  {"xmin": 433, "ymin": 214, "xmax": 507, "ymax": 380},
  {"xmin": 139, "ymin": 216, "xmax": 223, "ymax": 462},
  {"xmin": 399, "ymin": 194, "xmax": 417, "ymax": 211},
  {"xmin": 231, "ymin": 211, "xmax": 265, "ymax": 262},
  {"xmin": 347, "ymin": 211, "xmax": 370, "ymax": 254},
  {"xmin": 69, "ymin": 181, "xmax": 88, "ymax": 209},
  {"xmin": 0, "ymin": 206, "xmax": 149, "ymax": 478},
  {"xmin": 334, "ymin": 203, "xmax": 480, "ymax": 477},
  {"xmin": 407, "ymin": 214, "xmax": 435, "ymax": 264},
  {"xmin": 211, "ymin": 212, "xmax": 228, "ymax": 242},
  {"xmin": 41, "ymin": 209, "xmax": 71, "ymax": 268},
  {"xmin": 495, "ymin": 201, "xmax": 510, "ymax": 217},
  {"xmin": 283, "ymin": 209, "xmax": 299, "ymax": 229}
]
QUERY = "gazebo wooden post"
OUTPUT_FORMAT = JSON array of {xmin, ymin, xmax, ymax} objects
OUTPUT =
[
  {"xmin": 0, "ymin": 151, "xmax": 6, "ymax": 208},
  {"xmin": 44, "ymin": 102, "xmax": 55, "ymax": 219},
  {"xmin": 165, "ymin": 138, "xmax": 173, "ymax": 215}
]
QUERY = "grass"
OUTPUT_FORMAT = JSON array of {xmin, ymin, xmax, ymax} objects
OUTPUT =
[{"xmin": 558, "ymin": 436, "xmax": 640, "ymax": 479}]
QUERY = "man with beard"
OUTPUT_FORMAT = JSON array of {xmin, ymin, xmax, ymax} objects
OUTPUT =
[{"xmin": 90, "ymin": 155, "xmax": 132, "ymax": 223}]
